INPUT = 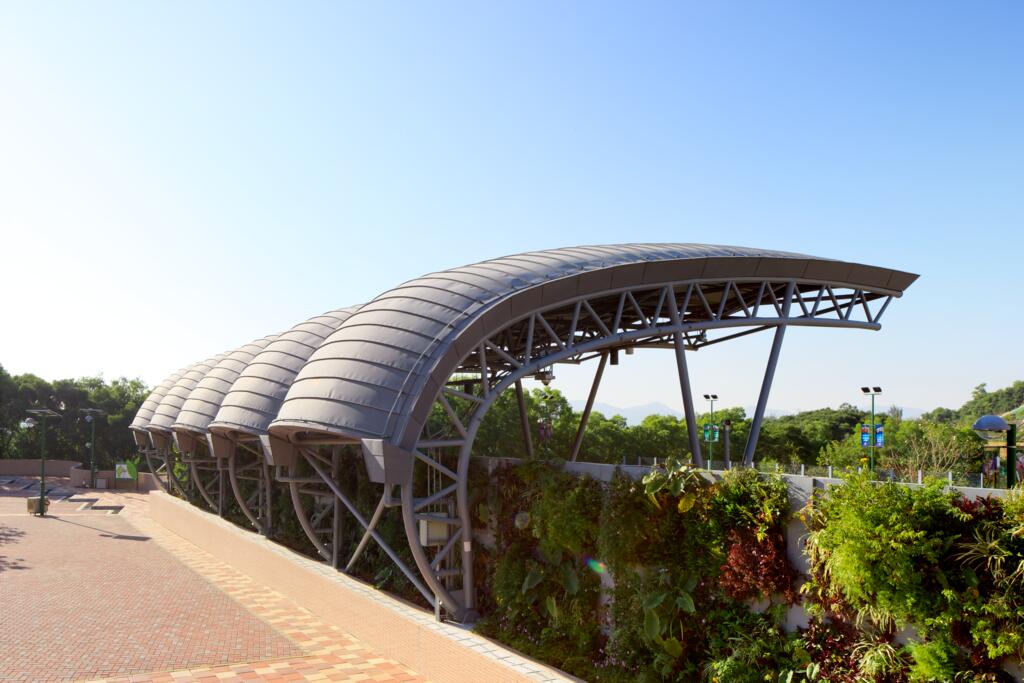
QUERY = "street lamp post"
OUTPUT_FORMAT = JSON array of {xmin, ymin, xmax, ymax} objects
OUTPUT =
[
  {"xmin": 973, "ymin": 415, "xmax": 1017, "ymax": 489},
  {"xmin": 25, "ymin": 408, "xmax": 62, "ymax": 516},
  {"xmin": 722, "ymin": 419, "xmax": 732, "ymax": 467},
  {"xmin": 703, "ymin": 394, "xmax": 718, "ymax": 464},
  {"xmin": 860, "ymin": 387, "xmax": 882, "ymax": 471},
  {"xmin": 81, "ymin": 409, "xmax": 105, "ymax": 488}
]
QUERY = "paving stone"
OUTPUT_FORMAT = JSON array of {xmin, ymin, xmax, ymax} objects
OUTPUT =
[{"xmin": 0, "ymin": 484, "xmax": 424, "ymax": 683}]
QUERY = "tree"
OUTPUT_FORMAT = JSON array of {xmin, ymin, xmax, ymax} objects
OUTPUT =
[
  {"xmin": 883, "ymin": 421, "xmax": 985, "ymax": 477},
  {"xmin": 0, "ymin": 364, "xmax": 149, "ymax": 470},
  {"xmin": 817, "ymin": 431, "xmax": 864, "ymax": 470}
]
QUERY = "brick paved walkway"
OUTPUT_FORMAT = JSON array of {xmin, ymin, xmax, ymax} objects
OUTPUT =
[{"xmin": 0, "ymin": 484, "xmax": 424, "ymax": 683}]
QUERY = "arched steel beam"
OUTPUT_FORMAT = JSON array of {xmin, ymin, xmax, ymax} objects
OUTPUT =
[
  {"xmin": 394, "ymin": 278, "xmax": 903, "ymax": 619},
  {"xmin": 269, "ymin": 246, "xmax": 917, "ymax": 622}
]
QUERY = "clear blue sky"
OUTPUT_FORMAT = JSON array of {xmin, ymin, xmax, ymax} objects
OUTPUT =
[{"xmin": 1, "ymin": 2, "xmax": 1021, "ymax": 416}]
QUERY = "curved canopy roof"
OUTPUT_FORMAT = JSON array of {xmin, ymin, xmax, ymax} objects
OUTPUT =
[
  {"xmin": 269, "ymin": 243, "xmax": 917, "ymax": 449},
  {"xmin": 173, "ymin": 335, "xmax": 279, "ymax": 440},
  {"xmin": 147, "ymin": 354, "xmax": 226, "ymax": 440},
  {"xmin": 208, "ymin": 307, "xmax": 361, "ymax": 439},
  {"xmin": 129, "ymin": 368, "xmax": 186, "ymax": 433}
]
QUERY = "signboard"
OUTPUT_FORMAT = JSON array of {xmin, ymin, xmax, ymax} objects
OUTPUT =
[
  {"xmin": 875, "ymin": 424, "xmax": 884, "ymax": 448},
  {"xmin": 703, "ymin": 424, "xmax": 720, "ymax": 442},
  {"xmin": 861, "ymin": 423, "xmax": 871, "ymax": 447},
  {"xmin": 115, "ymin": 462, "xmax": 137, "ymax": 480}
]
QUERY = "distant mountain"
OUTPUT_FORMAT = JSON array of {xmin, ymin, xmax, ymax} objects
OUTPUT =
[{"xmin": 569, "ymin": 401, "xmax": 680, "ymax": 425}]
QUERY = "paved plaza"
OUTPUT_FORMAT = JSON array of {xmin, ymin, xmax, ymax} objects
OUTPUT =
[{"xmin": 0, "ymin": 481, "xmax": 424, "ymax": 682}]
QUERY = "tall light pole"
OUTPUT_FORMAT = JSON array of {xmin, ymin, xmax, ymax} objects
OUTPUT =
[
  {"xmin": 81, "ymin": 409, "xmax": 105, "ymax": 489},
  {"xmin": 860, "ymin": 387, "xmax": 882, "ymax": 471},
  {"xmin": 25, "ymin": 408, "xmax": 62, "ymax": 516},
  {"xmin": 703, "ymin": 394, "xmax": 718, "ymax": 464}
]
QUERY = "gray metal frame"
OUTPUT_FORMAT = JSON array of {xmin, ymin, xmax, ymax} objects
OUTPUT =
[
  {"xmin": 145, "ymin": 355, "xmax": 226, "ymax": 500},
  {"xmin": 130, "ymin": 369, "xmax": 185, "ymax": 492},
  {"xmin": 207, "ymin": 308, "xmax": 361, "ymax": 538},
  {"xmin": 393, "ymin": 277, "xmax": 900, "ymax": 619},
  {"xmin": 131, "ymin": 244, "xmax": 916, "ymax": 623}
]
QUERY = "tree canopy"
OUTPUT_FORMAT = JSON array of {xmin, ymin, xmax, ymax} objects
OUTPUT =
[
  {"xmin": 0, "ymin": 364, "xmax": 149, "ymax": 471},
  {"xmin": 923, "ymin": 381, "xmax": 1024, "ymax": 425},
  {"xmin": 2, "ymin": 358, "xmax": 1018, "ymax": 478}
]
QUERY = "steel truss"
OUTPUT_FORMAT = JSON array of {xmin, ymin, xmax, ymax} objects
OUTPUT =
[
  {"xmin": 278, "ymin": 446, "xmax": 435, "ymax": 607},
  {"xmin": 222, "ymin": 437, "xmax": 276, "ymax": 536},
  {"xmin": 396, "ymin": 277, "xmax": 894, "ymax": 620},
  {"xmin": 182, "ymin": 445, "xmax": 228, "ymax": 515},
  {"xmin": 141, "ymin": 444, "xmax": 192, "ymax": 498}
]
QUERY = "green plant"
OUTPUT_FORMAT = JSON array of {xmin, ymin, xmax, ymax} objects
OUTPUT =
[
  {"xmin": 907, "ymin": 637, "xmax": 957, "ymax": 682},
  {"xmin": 636, "ymin": 574, "xmax": 698, "ymax": 676},
  {"xmin": 702, "ymin": 607, "xmax": 807, "ymax": 683},
  {"xmin": 778, "ymin": 663, "xmax": 821, "ymax": 682},
  {"xmin": 852, "ymin": 638, "xmax": 909, "ymax": 678},
  {"xmin": 802, "ymin": 473, "xmax": 964, "ymax": 629},
  {"xmin": 711, "ymin": 467, "xmax": 792, "ymax": 542},
  {"xmin": 641, "ymin": 455, "xmax": 704, "ymax": 507}
]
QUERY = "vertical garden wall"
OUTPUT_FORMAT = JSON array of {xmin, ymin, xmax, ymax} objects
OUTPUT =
[{"xmin": 467, "ymin": 460, "xmax": 1024, "ymax": 682}]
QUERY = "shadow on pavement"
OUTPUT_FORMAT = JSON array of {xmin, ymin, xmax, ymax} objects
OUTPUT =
[
  {"xmin": 48, "ymin": 516, "xmax": 151, "ymax": 541},
  {"xmin": 0, "ymin": 522, "xmax": 27, "ymax": 572}
]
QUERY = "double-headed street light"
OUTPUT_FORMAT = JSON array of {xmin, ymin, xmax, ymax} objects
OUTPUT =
[
  {"xmin": 81, "ymin": 409, "xmax": 105, "ymax": 488},
  {"xmin": 24, "ymin": 408, "xmax": 63, "ymax": 516},
  {"xmin": 860, "ymin": 387, "xmax": 882, "ymax": 471}
]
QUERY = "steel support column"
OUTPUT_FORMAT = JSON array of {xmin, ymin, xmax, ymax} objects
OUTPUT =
[
  {"xmin": 262, "ymin": 459, "xmax": 274, "ymax": 536},
  {"xmin": 570, "ymin": 352, "xmax": 608, "ymax": 462},
  {"xmin": 743, "ymin": 281, "xmax": 795, "ymax": 465},
  {"xmin": 673, "ymin": 338, "xmax": 703, "ymax": 467},
  {"xmin": 514, "ymin": 380, "xmax": 534, "ymax": 459},
  {"xmin": 331, "ymin": 447, "xmax": 343, "ymax": 570},
  {"xmin": 667, "ymin": 288, "xmax": 703, "ymax": 467},
  {"xmin": 217, "ymin": 467, "xmax": 225, "ymax": 517}
]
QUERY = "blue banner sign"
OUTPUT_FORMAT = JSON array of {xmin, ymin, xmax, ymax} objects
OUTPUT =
[{"xmin": 703, "ymin": 424, "xmax": 720, "ymax": 442}]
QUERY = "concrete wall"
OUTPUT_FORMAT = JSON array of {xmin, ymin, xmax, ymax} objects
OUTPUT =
[
  {"xmin": 0, "ymin": 459, "xmax": 81, "ymax": 477},
  {"xmin": 148, "ymin": 492, "xmax": 573, "ymax": 683},
  {"xmin": 67, "ymin": 467, "xmax": 161, "ymax": 491},
  {"xmin": 0, "ymin": 459, "xmax": 160, "ymax": 491}
]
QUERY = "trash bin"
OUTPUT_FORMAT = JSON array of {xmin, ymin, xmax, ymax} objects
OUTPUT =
[
  {"xmin": 96, "ymin": 478, "xmax": 108, "ymax": 490},
  {"xmin": 26, "ymin": 497, "xmax": 50, "ymax": 514}
]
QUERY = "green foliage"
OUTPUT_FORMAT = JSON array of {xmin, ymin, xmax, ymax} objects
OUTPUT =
[
  {"xmin": 0, "ymin": 364, "xmax": 149, "ymax": 469},
  {"xmin": 712, "ymin": 466, "xmax": 792, "ymax": 541},
  {"xmin": 759, "ymin": 404, "xmax": 866, "ymax": 465},
  {"xmin": 468, "ymin": 382, "xmax": 1002, "ymax": 476},
  {"xmin": 476, "ymin": 459, "xmax": 802, "ymax": 681},
  {"xmin": 922, "ymin": 380, "xmax": 1024, "ymax": 427},
  {"xmin": 702, "ymin": 608, "xmax": 809, "ymax": 683},
  {"xmin": 804, "ymin": 473, "xmax": 963, "ymax": 628},
  {"xmin": 474, "ymin": 463, "xmax": 604, "ymax": 674},
  {"xmin": 817, "ymin": 430, "xmax": 867, "ymax": 469},
  {"xmin": 640, "ymin": 454, "xmax": 703, "ymax": 504},
  {"xmin": 803, "ymin": 474, "xmax": 1024, "ymax": 678},
  {"xmin": 907, "ymin": 637, "xmax": 957, "ymax": 682}
]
